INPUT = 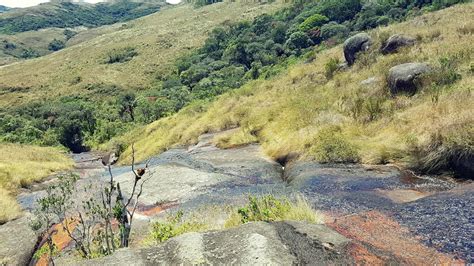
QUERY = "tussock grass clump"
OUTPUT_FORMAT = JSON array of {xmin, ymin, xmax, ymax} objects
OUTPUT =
[
  {"xmin": 104, "ymin": 47, "xmax": 138, "ymax": 64},
  {"xmin": 413, "ymin": 123, "xmax": 474, "ymax": 176},
  {"xmin": 0, "ymin": 143, "xmax": 73, "ymax": 223},
  {"xmin": 214, "ymin": 127, "xmax": 258, "ymax": 149},
  {"xmin": 309, "ymin": 126, "xmax": 360, "ymax": 163},
  {"xmin": 0, "ymin": 187, "xmax": 21, "ymax": 224},
  {"xmin": 149, "ymin": 210, "xmax": 209, "ymax": 243},
  {"xmin": 225, "ymin": 195, "xmax": 322, "ymax": 228},
  {"xmin": 148, "ymin": 195, "xmax": 321, "ymax": 243}
]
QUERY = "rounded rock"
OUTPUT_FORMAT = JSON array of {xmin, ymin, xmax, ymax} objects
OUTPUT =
[
  {"xmin": 381, "ymin": 34, "xmax": 416, "ymax": 55},
  {"xmin": 387, "ymin": 62, "xmax": 431, "ymax": 95},
  {"xmin": 343, "ymin": 33, "xmax": 372, "ymax": 66}
]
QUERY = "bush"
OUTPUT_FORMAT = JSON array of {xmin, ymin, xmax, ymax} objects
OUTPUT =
[
  {"xmin": 316, "ymin": 0, "xmax": 362, "ymax": 23},
  {"xmin": 285, "ymin": 31, "xmax": 314, "ymax": 52},
  {"xmin": 48, "ymin": 39, "xmax": 66, "ymax": 51},
  {"xmin": 105, "ymin": 47, "xmax": 138, "ymax": 64},
  {"xmin": 376, "ymin": 16, "xmax": 390, "ymax": 26},
  {"xmin": 310, "ymin": 126, "xmax": 360, "ymax": 163},
  {"xmin": 19, "ymin": 48, "xmax": 39, "ymax": 59},
  {"xmin": 63, "ymin": 29, "xmax": 77, "ymax": 40},
  {"xmin": 299, "ymin": 14, "xmax": 329, "ymax": 32},
  {"xmin": 320, "ymin": 22, "xmax": 350, "ymax": 41},
  {"xmin": 324, "ymin": 57, "xmax": 340, "ymax": 79},
  {"xmin": 435, "ymin": 56, "xmax": 462, "ymax": 86},
  {"xmin": 412, "ymin": 123, "xmax": 474, "ymax": 177}
]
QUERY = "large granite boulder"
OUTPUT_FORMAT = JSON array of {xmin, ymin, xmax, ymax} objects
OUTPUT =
[
  {"xmin": 343, "ymin": 33, "xmax": 372, "ymax": 65},
  {"xmin": 387, "ymin": 63, "xmax": 431, "ymax": 94},
  {"xmin": 381, "ymin": 34, "xmax": 416, "ymax": 54},
  {"xmin": 0, "ymin": 214, "xmax": 39, "ymax": 266},
  {"xmin": 61, "ymin": 221, "xmax": 352, "ymax": 265}
]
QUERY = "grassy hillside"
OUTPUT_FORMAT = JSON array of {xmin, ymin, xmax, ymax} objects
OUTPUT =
[
  {"xmin": 0, "ymin": 0, "xmax": 167, "ymax": 65},
  {"xmin": 116, "ymin": 4, "xmax": 473, "ymax": 177},
  {"xmin": 0, "ymin": 1, "xmax": 164, "ymax": 34},
  {"xmin": 0, "ymin": 2, "xmax": 285, "ymax": 107},
  {"xmin": 0, "ymin": 144, "xmax": 73, "ymax": 223},
  {"xmin": 0, "ymin": 27, "xmax": 69, "ymax": 65}
]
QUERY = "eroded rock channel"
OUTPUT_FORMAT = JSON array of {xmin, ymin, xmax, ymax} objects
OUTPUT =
[{"xmin": 1, "ymin": 132, "xmax": 472, "ymax": 265}]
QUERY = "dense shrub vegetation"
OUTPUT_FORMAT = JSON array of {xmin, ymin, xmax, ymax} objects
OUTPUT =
[
  {"xmin": 0, "ymin": 1, "xmax": 163, "ymax": 34},
  {"xmin": 48, "ymin": 39, "xmax": 66, "ymax": 51},
  {"xmin": 0, "ymin": 0, "xmax": 469, "ymax": 154}
]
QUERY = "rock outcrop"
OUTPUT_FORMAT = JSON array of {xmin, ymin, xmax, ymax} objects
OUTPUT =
[
  {"xmin": 0, "ymin": 214, "xmax": 39, "ymax": 266},
  {"xmin": 387, "ymin": 62, "xmax": 431, "ymax": 94},
  {"xmin": 62, "ymin": 221, "xmax": 353, "ymax": 265},
  {"xmin": 343, "ymin": 33, "xmax": 372, "ymax": 65},
  {"xmin": 381, "ymin": 34, "xmax": 416, "ymax": 54}
]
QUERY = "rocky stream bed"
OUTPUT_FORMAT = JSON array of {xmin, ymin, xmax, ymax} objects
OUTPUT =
[{"xmin": 0, "ymin": 132, "xmax": 472, "ymax": 265}]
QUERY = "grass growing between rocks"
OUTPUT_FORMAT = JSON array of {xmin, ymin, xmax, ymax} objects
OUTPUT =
[
  {"xmin": 0, "ymin": 143, "xmax": 73, "ymax": 224},
  {"xmin": 116, "ymin": 4, "xmax": 473, "ymax": 176},
  {"xmin": 148, "ymin": 195, "xmax": 321, "ymax": 243}
]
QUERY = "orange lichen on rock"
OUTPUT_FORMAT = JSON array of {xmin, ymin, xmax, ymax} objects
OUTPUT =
[
  {"xmin": 329, "ymin": 211, "xmax": 463, "ymax": 265},
  {"xmin": 36, "ymin": 218, "xmax": 78, "ymax": 266},
  {"xmin": 134, "ymin": 201, "xmax": 178, "ymax": 217},
  {"xmin": 346, "ymin": 242, "xmax": 384, "ymax": 265}
]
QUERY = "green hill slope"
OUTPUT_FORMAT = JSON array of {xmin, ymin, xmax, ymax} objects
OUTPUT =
[
  {"xmin": 116, "ymin": 3, "xmax": 473, "ymax": 177},
  {"xmin": 0, "ymin": 1, "xmax": 164, "ymax": 34},
  {"xmin": 0, "ymin": 2, "xmax": 285, "ymax": 107}
]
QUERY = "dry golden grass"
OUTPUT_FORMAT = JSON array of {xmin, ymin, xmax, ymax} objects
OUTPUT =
[
  {"xmin": 116, "ymin": 3, "xmax": 473, "ymax": 168},
  {"xmin": 0, "ymin": 143, "xmax": 73, "ymax": 223},
  {"xmin": 0, "ymin": 2, "xmax": 285, "ymax": 108}
]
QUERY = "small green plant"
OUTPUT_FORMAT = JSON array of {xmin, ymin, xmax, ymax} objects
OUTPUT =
[
  {"xmin": 33, "ymin": 243, "xmax": 58, "ymax": 260},
  {"xmin": 324, "ymin": 57, "xmax": 340, "ymax": 79},
  {"xmin": 435, "ymin": 56, "xmax": 462, "ymax": 86},
  {"xmin": 237, "ymin": 195, "xmax": 291, "ymax": 223},
  {"xmin": 105, "ymin": 47, "xmax": 138, "ymax": 64},
  {"xmin": 310, "ymin": 126, "xmax": 360, "ymax": 163},
  {"xmin": 356, "ymin": 51, "xmax": 378, "ymax": 69},
  {"xmin": 364, "ymin": 97, "xmax": 384, "ymax": 122},
  {"xmin": 225, "ymin": 195, "xmax": 321, "ymax": 227},
  {"xmin": 149, "ymin": 211, "xmax": 207, "ymax": 243}
]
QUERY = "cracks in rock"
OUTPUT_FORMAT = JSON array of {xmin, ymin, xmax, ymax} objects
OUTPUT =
[{"xmin": 273, "ymin": 222, "xmax": 350, "ymax": 265}]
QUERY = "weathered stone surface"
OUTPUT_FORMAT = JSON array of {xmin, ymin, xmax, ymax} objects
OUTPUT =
[
  {"xmin": 111, "ymin": 132, "xmax": 283, "ymax": 208},
  {"xmin": 63, "ymin": 221, "xmax": 353, "ymax": 265},
  {"xmin": 13, "ymin": 131, "xmax": 473, "ymax": 264},
  {"xmin": 0, "ymin": 214, "xmax": 38, "ymax": 266},
  {"xmin": 381, "ymin": 34, "xmax": 416, "ymax": 54},
  {"xmin": 343, "ymin": 33, "xmax": 372, "ymax": 65},
  {"xmin": 387, "ymin": 62, "xmax": 431, "ymax": 94}
]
